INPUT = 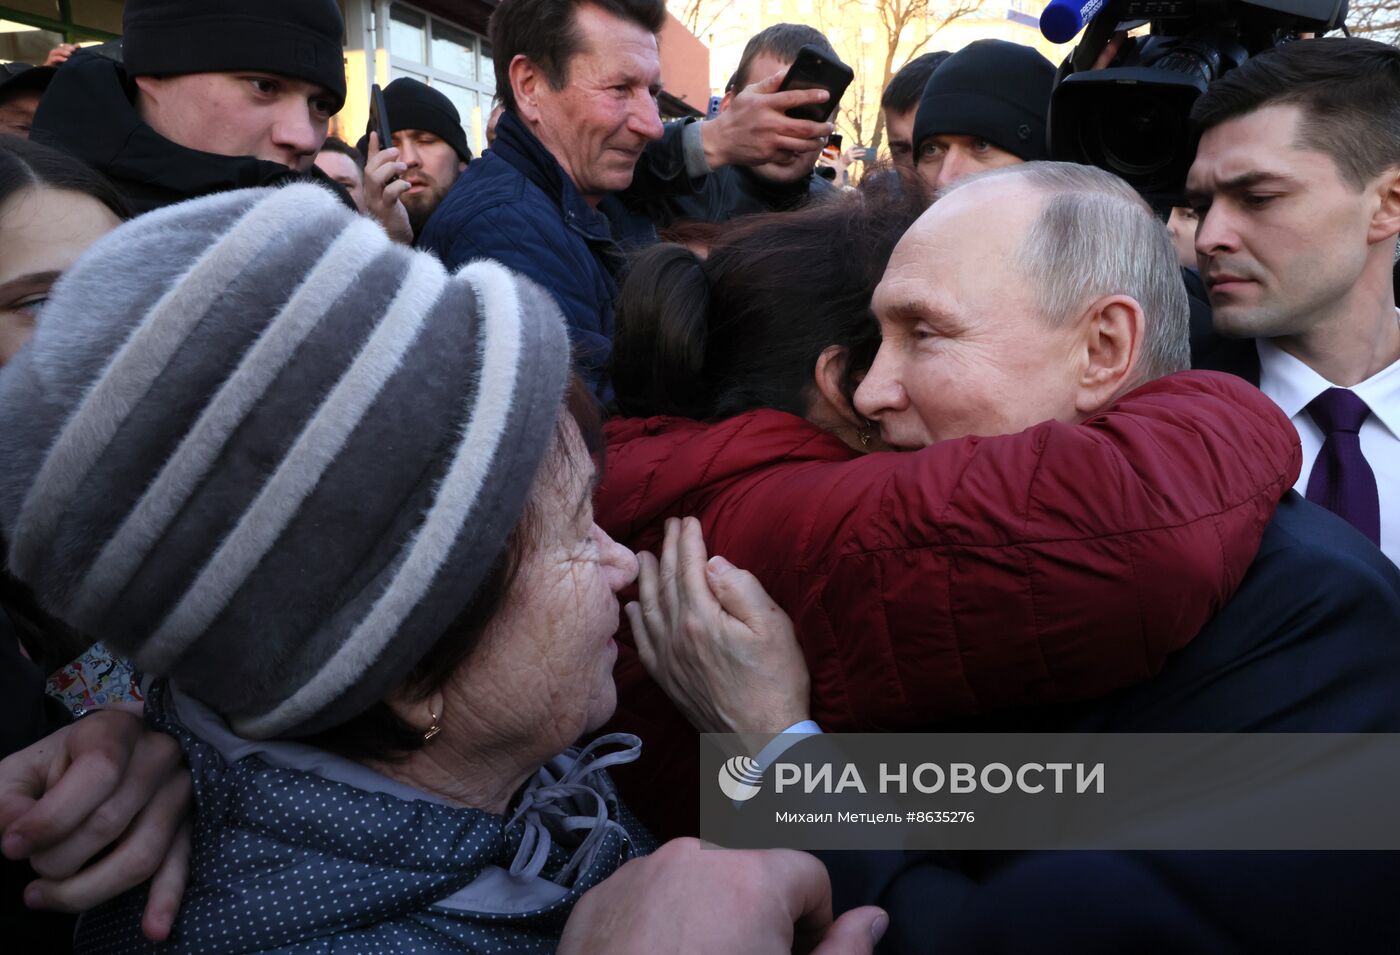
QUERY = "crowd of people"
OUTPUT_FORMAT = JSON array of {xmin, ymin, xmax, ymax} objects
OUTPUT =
[{"xmin": 1, "ymin": 0, "xmax": 1399, "ymax": 951}]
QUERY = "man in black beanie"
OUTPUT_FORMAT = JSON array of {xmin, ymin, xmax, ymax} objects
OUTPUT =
[
  {"xmin": 911, "ymin": 39, "xmax": 1055, "ymax": 196},
  {"xmin": 358, "ymin": 77, "xmax": 471, "ymax": 244},
  {"xmin": 30, "ymin": 0, "xmax": 348, "ymax": 213}
]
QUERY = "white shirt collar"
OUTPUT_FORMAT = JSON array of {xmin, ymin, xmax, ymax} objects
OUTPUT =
[
  {"xmin": 1256, "ymin": 332, "xmax": 1400, "ymax": 441},
  {"xmin": 1355, "ymin": 356, "xmax": 1400, "ymax": 441},
  {"xmin": 1256, "ymin": 338, "xmax": 1331, "ymax": 422}
]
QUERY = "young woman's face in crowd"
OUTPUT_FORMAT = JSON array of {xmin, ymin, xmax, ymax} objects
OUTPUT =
[{"xmin": 0, "ymin": 185, "xmax": 120, "ymax": 366}]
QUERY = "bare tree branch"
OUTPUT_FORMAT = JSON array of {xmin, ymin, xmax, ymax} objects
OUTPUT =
[
  {"xmin": 679, "ymin": 0, "xmax": 737, "ymax": 41},
  {"xmin": 681, "ymin": 0, "xmax": 991, "ymax": 169},
  {"xmin": 1344, "ymin": 0, "xmax": 1400, "ymax": 43},
  {"xmin": 840, "ymin": 0, "xmax": 989, "ymax": 160}
]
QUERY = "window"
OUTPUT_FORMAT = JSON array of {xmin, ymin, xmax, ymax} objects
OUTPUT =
[
  {"xmin": 2, "ymin": 0, "xmax": 57, "ymax": 18},
  {"xmin": 66, "ymin": 0, "xmax": 120, "ymax": 34},
  {"xmin": 0, "ymin": 0, "xmax": 119, "ymax": 53},
  {"xmin": 0, "ymin": 18, "xmax": 60, "ymax": 62},
  {"xmin": 389, "ymin": 5, "xmax": 427, "ymax": 64},
  {"xmin": 431, "ymin": 22, "xmax": 475, "ymax": 81},
  {"xmin": 386, "ymin": 2, "xmax": 496, "ymax": 156}
]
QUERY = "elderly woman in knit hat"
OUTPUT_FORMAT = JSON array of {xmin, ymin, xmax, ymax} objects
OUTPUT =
[{"xmin": 0, "ymin": 182, "xmax": 847, "ymax": 953}]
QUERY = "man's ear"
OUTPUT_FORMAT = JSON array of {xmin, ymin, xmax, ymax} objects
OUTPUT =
[
  {"xmin": 1074, "ymin": 294, "xmax": 1144, "ymax": 415},
  {"xmin": 813, "ymin": 345, "xmax": 865, "ymax": 429},
  {"xmin": 718, "ymin": 90, "xmax": 736, "ymax": 114},
  {"xmin": 509, "ymin": 55, "xmax": 545, "ymax": 125},
  {"xmin": 1367, "ymin": 165, "xmax": 1400, "ymax": 245},
  {"xmin": 132, "ymin": 74, "xmax": 166, "ymax": 107}
]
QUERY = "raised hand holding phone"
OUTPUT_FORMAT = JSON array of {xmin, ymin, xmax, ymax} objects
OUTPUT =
[
  {"xmin": 699, "ymin": 68, "xmax": 835, "ymax": 170},
  {"xmin": 362, "ymin": 84, "xmax": 413, "ymax": 244},
  {"xmin": 777, "ymin": 45, "xmax": 854, "ymax": 123}
]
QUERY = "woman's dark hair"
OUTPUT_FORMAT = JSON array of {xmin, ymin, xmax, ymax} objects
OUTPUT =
[
  {"xmin": 318, "ymin": 135, "xmax": 366, "ymax": 172},
  {"xmin": 0, "ymin": 134, "xmax": 132, "ymax": 220},
  {"xmin": 304, "ymin": 377, "xmax": 604, "ymax": 762},
  {"xmin": 611, "ymin": 168, "xmax": 926, "ymax": 421}
]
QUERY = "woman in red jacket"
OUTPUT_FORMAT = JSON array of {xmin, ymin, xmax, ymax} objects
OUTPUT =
[{"xmin": 599, "ymin": 178, "xmax": 1301, "ymax": 838}]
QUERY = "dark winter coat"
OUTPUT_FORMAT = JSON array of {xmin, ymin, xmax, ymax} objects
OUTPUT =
[
  {"xmin": 624, "ymin": 160, "xmax": 836, "ymax": 227},
  {"xmin": 417, "ymin": 111, "xmax": 660, "ymax": 399},
  {"xmin": 75, "ymin": 682, "xmax": 654, "ymax": 954}
]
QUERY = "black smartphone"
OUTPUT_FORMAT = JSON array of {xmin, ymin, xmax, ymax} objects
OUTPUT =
[
  {"xmin": 778, "ymin": 45, "xmax": 853, "ymax": 123},
  {"xmin": 369, "ymin": 83, "xmax": 393, "ymax": 151}
]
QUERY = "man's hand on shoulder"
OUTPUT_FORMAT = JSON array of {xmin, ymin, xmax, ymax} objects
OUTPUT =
[{"xmin": 557, "ymin": 838, "xmax": 888, "ymax": 954}]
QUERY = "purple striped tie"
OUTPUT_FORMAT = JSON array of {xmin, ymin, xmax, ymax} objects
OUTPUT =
[{"xmin": 1305, "ymin": 387, "xmax": 1381, "ymax": 546}]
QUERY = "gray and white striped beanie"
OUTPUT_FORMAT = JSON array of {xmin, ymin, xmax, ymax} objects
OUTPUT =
[{"xmin": 0, "ymin": 184, "xmax": 571, "ymax": 738}]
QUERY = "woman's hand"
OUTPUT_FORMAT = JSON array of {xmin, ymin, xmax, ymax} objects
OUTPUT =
[
  {"xmin": 557, "ymin": 838, "xmax": 888, "ymax": 955},
  {"xmin": 629, "ymin": 517, "xmax": 811, "ymax": 734},
  {"xmin": 0, "ymin": 709, "xmax": 193, "ymax": 942},
  {"xmin": 45, "ymin": 43, "xmax": 80, "ymax": 67},
  {"xmin": 363, "ymin": 132, "xmax": 414, "ymax": 245}
]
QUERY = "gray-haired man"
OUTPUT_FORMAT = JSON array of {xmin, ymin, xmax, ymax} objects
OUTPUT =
[{"xmin": 848, "ymin": 160, "xmax": 1400, "ymax": 953}]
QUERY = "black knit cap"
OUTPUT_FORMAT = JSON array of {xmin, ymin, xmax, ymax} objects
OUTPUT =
[
  {"xmin": 913, "ymin": 40, "xmax": 1055, "ymax": 162},
  {"xmin": 0, "ymin": 63, "xmax": 55, "ymax": 101},
  {"xmin": 359, "ymin": 78, "xmax": 472, "ymax": 164},
  {"xmin": 121, "ymin": 0, "xmax": 346, "ymax": 111}
]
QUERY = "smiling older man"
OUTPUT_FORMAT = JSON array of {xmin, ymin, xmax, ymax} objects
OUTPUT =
[
  {"xmin": 418, "ymin": 0, "xmax": 833, "ymax": 399},
  {"xmin": 417, "ymin": 0, "xmax": 668, "ymax": 400},
  {"xmin": 846, "ymin": 160, "xmax": 1400, "ymax": 953}
]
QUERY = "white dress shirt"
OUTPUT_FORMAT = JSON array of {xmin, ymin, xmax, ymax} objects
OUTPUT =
[{"xmin": 1256, "ymin": 338, "xmax": 1400, "ymax": 567}]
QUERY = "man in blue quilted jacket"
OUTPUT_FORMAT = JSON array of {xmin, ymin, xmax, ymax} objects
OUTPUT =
[{"xmin": 418, "ymin": 0, "xmax": 834, "ymax": 399}]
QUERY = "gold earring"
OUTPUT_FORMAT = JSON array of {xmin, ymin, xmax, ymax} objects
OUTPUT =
[
  {"xmin": 857, "ymin": 424, "xmax": 873, "ymax": 449},
  {"xmin": 423, "ymin": 706, "xmax": 442, "ymax": 742}
]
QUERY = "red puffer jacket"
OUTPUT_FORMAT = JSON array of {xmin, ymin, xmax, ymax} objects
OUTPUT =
[{"xmin": 596, "ymin": 371, "xmax": 1301, "ymax": 838}]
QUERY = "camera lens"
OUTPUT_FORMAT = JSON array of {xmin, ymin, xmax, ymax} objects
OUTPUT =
[{"xmin": 1086, "ymin": 86, "xmax": 1187, "ymax": 178}]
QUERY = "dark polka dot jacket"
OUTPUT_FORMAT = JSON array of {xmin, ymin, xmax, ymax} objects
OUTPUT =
[{"xmin": 75, "ymin": 681, "xmax": 656, "ymax": 953}]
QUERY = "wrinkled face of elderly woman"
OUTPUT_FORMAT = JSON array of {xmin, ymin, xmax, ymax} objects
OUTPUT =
[{"xmin": 447, "ymin": 417, "xmax": 639, "ymax": 755}]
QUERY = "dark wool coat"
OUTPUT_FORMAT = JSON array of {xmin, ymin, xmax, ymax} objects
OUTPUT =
[
  {"xmin": 417, "ymin": 110, "xmax": 660, "ymax": 401},
  {"xmin": 75, "ymin": 683, "xmax": 654, "ymax": 954},
  {"xmin": 623, "ymin": 160, "xmax": 836, "ymax": 228},
  {"xmin": 595, "ymin": 370, "xmax": 1302, "ymax": 838}
]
